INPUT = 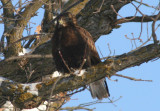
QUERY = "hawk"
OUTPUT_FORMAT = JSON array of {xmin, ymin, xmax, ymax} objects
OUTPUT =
[{"xmin": 52, "ymin": 12, "xmax": 110, "ymax": 99}]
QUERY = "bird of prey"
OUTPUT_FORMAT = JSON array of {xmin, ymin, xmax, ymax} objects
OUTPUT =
[{"xmin": 52, "ymin": 12, "xmax": 110, "ymax": 100}]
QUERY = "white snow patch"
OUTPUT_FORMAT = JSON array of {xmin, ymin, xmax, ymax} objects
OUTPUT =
[
  {"xmin": 38, "ymin": 104, "xmax": 47, "ymax": 110},
  {"xmin": 2, "ymin": 101, "xmax": 14, "ymax": 111},
  {"xmin": 22, "ymin": 83, "xmax": 40, "ymax": 96},
  {"xmin": 0, "ymin": 53, "xmax": 4, "ymax": 61},
  {"xmin": 21, "ymin": 108, "xmax": 39, "ymax": 111},
  {"xmin": 18, "ymin": 48, "xmax": 32, "ymax": 56},
  {"xmin": 0, "ymin": 77, "xmax": 39, "ymax": 95},
  {"xmin": 2, "ymin": 101, "xmax": 47, "ymax": 111},
  {"xmin": 21, "ymin": 101, "xmax": 47, "ymax": 111},
  {"xmin": 53, "ymin": 15, "xmax": 58, "ymax": 24},
  {"xmin": 43, "ymin": 101, "xmax": 48, "ymax": 105},
  {"xmin": 0, "ymin": 77, "xmax": 7, "ymax": 85},
  {"xmin": 0, "ymin": 77, "xmax": 13, "ymax": 85},
  {"xmin": 74, "ymin": 69, "xmax": 86, "ymax": 76},
  {"xmin": 62, "ymin": 0, "xmax": 69, "ymax": 4},
  {"xmin": 52, "ymin": 71, "xmax": 62, "ymax": 78},
  {"xmin": 3, "ymin": 109, "xmax": 10, "ymax": 111}
]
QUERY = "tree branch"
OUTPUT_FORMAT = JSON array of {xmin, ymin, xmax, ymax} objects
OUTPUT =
[
  {"xmin": 115, "ymin": 14, "xmax": 160, "ymax": 24},
  {"xmin": 113, "ymin": 73, "xmax": 152, "ymax": 82},
  {"xmin": 1, "ymin": 0, "xmax": 159, "ymax": 110},
  {"xmin": 4, "ymin": 0, "xmax": 49, "ymax": 58},
  {"xmin": 151, "ymin": 12, "xmax": 160, "ymax": 44},
  {"xmin": 0, "ymin": 0, "xmax": 134, "ymax": 82},
  {"xmin": 0, "ymin": 43, "xmax": 160, "ymax": 108},
  {"xmin": 1, "ymin": 0, "xmax": 14, "ymax": 19}
]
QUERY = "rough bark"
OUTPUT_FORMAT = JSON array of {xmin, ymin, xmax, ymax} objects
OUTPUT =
[
  {"xmin": 0, "ymin": 0, "xmax": 134, "ymax": 82},
  {"xmin": 1, "ymin": 0, "xmax": 160, "ymax": 109},
  {"xmin": 0, "ymin": 43, "xmax": 160, "ymax": 109},
  {"xmin": 2, "ymin": 0, "xmax": 49, "ymax": 58}
]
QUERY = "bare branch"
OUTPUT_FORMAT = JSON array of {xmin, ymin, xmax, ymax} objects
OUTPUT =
[
  {"xmin": 115, "ymin": 15, "xmax": 160, "ymax": 24},
  {"xmin": 60, "ymin": 96, "xmax": 122, "ymax": 111},
  {"xmin": 1, "ymin": 0, "xmax": 14, "ymax": 19},
  {"xmin": 5, "ymin": 54, "xmax": 52, "ymax": 61},
  {"xmin": 5, "ymin": 33, "xmax": 52, "ymax": 49},
  {"xmin": 111, "ymin": 1, "xmax": 142, "ymax": 25},
  {"xmin": 114, "ymin": 1, "xmax": 160, "ymax": 25},
  {"xmin": 151, "ymin": 12, "xmax": 160, "ymax": 44},
  {"xmin": 93, "ymin": 0, "xmax": 104, "ymax": 13},
  {"xmin": 113, "ymin": 73, "xmax": 152, "ymax": 82},
  {"xmin": 47, "ymin": 76, "xmax": 63, "ymax": 111},
  {"xmin": 0, "ymin": 0, "xmax": 159, "ymax": 110}
]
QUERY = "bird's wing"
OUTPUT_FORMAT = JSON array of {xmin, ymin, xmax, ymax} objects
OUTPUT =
[
  {"xmin": 52, "ymin": 27, "xmax": 63, "ymax": 55},
  {"xmin": 76, "ymin": 26, "xmax": 101, "ymax": 63}
]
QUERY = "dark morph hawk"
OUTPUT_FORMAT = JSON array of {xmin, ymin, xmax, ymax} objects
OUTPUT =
[{"xmin": 52, "ymin": 12, "xmax": 110, "ymax": 100}]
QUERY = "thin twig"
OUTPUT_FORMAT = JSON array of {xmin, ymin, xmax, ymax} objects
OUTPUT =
[
  {"xmin": 111, "ymin": 2, "xmax": 140, "ymax": 24},
  {"xmin": 5, "ymin": 33, "xmax": 52, "ymax": 50},
  {"xmin": 59, "ymin": 50, "xmax": 72, "ymax": 73},
  {"xmin": 151, "ymin": 12, "xmax": 160, "ymax": 44},
  {"xmin": 93, "ymin": 0, "xmax": 104, "ymax": 13},
  {"xmin": 131, "ymin": 33, "xmax": 137, "ymax": 48},
  {"xmin": 5, "ymin": 54, "xmax": 52, "ymax": 61},
  {"xmin": 25, "ymin": 63, "xmax": 35, "ymax": 83},
  {"xmin": 46, "ymin": 76, "xmax": 62, "ymax": 111},
  {"xmin": 114, "ymin": 1, "xmax": 144, "ymax": 25},
  {"xmin": 147, "ymin": 23, "xmax": 149, "ymax": 39},
  {"xmin": 78, "ymin": 41, "xmax": 88, "ymax": 73},
  {"xmin": 107, "ymin": 43, "xmax": 112, "ymax": 57},
  {"xmin": 50, "ymin": 87, "xmax": 86, "ymax": 102},
  {"xmin": 66, "ymin": 87, "xmax": 86, "ymax": 96},
  {"xmin": 130, "ymin": 22, "xmax": 159, "ymax": 52},
  {"xmin": 113, "ymin": 73, "xmax": 152, "ymax": 82},
  {"xmin": 98, "ymin": 46, "xmax": 104, "ymax": 59},
  {"xmin": 131, "ymin": 1, "xmax": 144, "ymax": 16},
  {"xmin": 138, "ymin": 15, "xmax": 144, "ymax": 40},
  {"xmin": 134, "ymin": 0, "xmax": 157, "ymax": 9},
  {"xmin": 60, "ymin": 97, "xmax": 122, "ymax": 111},
  {"xmin": 78, "ymin": 59, "xmax": 86, "ymax": 73}
]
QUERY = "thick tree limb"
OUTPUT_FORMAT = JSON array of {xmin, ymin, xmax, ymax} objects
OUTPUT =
[
  {"xmin": 76, "ymin": 0, "xmax": 134, "ymax": 40},
  {"xmin": 1, "ymin": 0, "xmax": 15, "ymax": 54},
  {"xmin": 2, "ymin": 0, "xmax": 160, "ymax": 109},
  {"xmin": 115, "ymin": 14, "xmax": 160, "ymax": 24},
  {"xmin": 3, "ymin": 0, "xmax": 49, "ymax": 57},
  {"xmin": 0, "ymin": 43, "xmax": 160, "ymax": 108},
  {"xmin": 0, "ymin": 0, "xmax": 134, "ymax": 81}
]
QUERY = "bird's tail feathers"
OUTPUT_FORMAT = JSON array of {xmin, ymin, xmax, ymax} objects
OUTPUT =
[{"xmin": 89, "ymin": 78, "xmax": 110, "ymax": 100}]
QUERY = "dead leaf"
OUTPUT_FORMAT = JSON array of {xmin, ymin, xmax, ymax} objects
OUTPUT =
[
  {"xmin": 0, "ymin": 108, "xmax": 4, "ymax": 111},
  {"xmin": 35, "ymin": 25, "xmax": 41, "ymax": 34}
]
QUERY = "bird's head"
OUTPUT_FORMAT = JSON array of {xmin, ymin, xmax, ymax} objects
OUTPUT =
[{"xmin": 58, "ymin": 12, "xmax": 77, "ymax": 27}]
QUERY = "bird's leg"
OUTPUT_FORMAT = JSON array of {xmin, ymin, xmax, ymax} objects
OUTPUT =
[
  {"xmin": 58, "ymin": 50, "xmax": 72, "ymax": 73},
  {"xmin": 78, "ymin": 59, "xmax": 86, "ymax": 74},
  {"xmin": 78, "ymin": 42, "xmax": 88, "ymax": 74}
]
